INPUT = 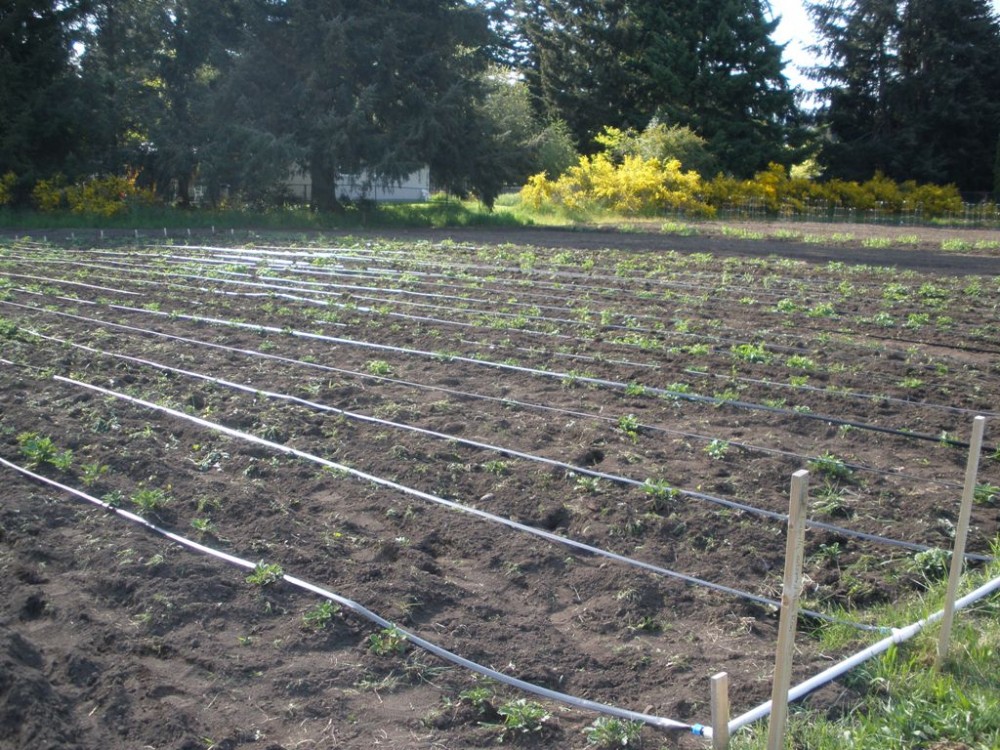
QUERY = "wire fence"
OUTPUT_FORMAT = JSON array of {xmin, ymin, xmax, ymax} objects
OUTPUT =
[{"xmin": 710, "ymin": 199, "xmax": 1000, "ymax": 228}]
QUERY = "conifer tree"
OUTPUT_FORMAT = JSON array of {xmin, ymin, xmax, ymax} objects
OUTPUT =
[
  {"xmin": 0, "ymin": 1, "xmax": 89, "ymax": 192},
  {"xmin": 809, "ymin": 0, "xmax": 1000, "ymax": 191},
  {"xmin": 511, "ymin": 0, "xmax": 796, "ymax": 176},
  {"xmin": 216, "ymin": 0, "xmax": 495, "ymax": 210}
]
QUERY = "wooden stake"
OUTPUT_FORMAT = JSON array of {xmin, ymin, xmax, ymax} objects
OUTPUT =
[
  {"xmin": 766, "ymin": 469, "xmax": 809, "ymax": 750},
  {"xmin": 711, "ymin": 672, "xmax": 730, "ymax": 750},
  {"xmin": 936, "ymin": 416, "xmax": 987, "ymax": 667}
]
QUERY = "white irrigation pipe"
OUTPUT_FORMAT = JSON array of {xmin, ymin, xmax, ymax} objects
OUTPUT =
[
  {"xmin": 85, "ymin": 299, "xmax": 995, "ymax": 450},
  {"xmin": 8, "ymin": 279, "xmax": 965, "ymax": 449},
  {"xmin": 4, "ymin": 297, "xmax": 967, "ymax": 496},
  {"xmin": 178, "ymin": 242, "xmax": 829, "ymax": 307},
  {"xmin": 0, "ymin": 456, "xmax": 692, "ymax": 733},
  {"xmin": 4, "ymin": 262, "xmax": 991, "ymax": 412},
  {"xmin": 700, "ymin": 570, "xmax": 1000, "ymax": 740},
  {"xmin": 181, "ymin": 241, "xmax": 993, "ymax": 327},
  {"xmin": 0, "ymin": 244, "xmax": 866, "ymax": 344},
  {"xmin": 0, "ymin": 272, "xmax": 143, "ymax": 297},
  {"xmin": 9, "ymin": 311, "xmax": 984, "ymax": 561},
  {"xmin": 6, "ymin": 253, "xmax": 986, "ymax": 386},
  {"xmin": 23, "ymin": 330, "xmax": 892, "ymax": 627},
  {"xmin": 3, "ymin": 237, "xmax": 988, "ymax": 319}
]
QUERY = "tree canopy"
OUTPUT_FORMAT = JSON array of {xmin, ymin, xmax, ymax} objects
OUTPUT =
[
  {"xmin": 2, "ymin": 0, "xmax": 999, "ymax": 208},
  {"xmin": 808, "ymin": 0, "xmax": 1000, "ymax": 192}
]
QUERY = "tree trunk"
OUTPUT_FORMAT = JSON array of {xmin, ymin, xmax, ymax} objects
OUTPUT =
[
  {"xmin": 175, "ymin": 172, "xmax": 192, "ymax": 208},
  {"xmin": 309, "ymin": 157, "xmax": 343, "ymax": 212}
]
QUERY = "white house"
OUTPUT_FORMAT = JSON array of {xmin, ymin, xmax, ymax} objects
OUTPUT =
[{"xmin": 286, "ymin": 167, "xmax": 430, "ymax": 204}]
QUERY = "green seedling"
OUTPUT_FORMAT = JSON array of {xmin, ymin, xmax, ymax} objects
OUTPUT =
[
  {"xmin": 624, "ymin": 381, "xmax": 647, "ymax": 396},
  {"xmin": 813, "ymin": 482, "xmax": 851, "ymax": 517},
  {"xmin": 808, "ymin": 451, "xmax": 852, "ymax": 480},
  {"xmin": 617, "ymin": 413, "xmax": 641, "ymax": 442},
  {"xmin": 302, "ymin": 600, "xmax": 340, "ymax": 630},
  {"xmin": 731, "ymin": 341, "xmax": 772, "ymax": 363},
  {"xmin": 366, "ymin": 359, "xmax": 393, "ymax": 376},
  {"xmin": 190, "ymin": 517, "xmax": 216, "ymax": 535},
  {"xmin": 246, "ymin": 561, "xmax": 284, "ymax": 586},
  {"xmin": 80, "ymin": 462, "xmax": 109, "ymax": 487},
  {"xmin": 584, "ymin": 716, "xmax": 644, "ymax": 747},
  {"xmin": 17, "ymin": 432, "xmax": 72, "ymax": 471},
  {"xmin": 497, "ymin": 698, "xmax": 549, "ymax": 735},
  {"xmin": 911, "ymin": 548, "xmax": 950, "ymax": 585},
  {"xmin": 642, "ymin": 478, "xmax": 680, "ymax": 512},
  {"xmin": 575, "ymin": 475, "xmax": 601, "ymax": 494},
  {"xmin": 459, "ymin": 685, "xmax": 495, "ymax": 715},
  {"xmin": 785, "ymin": 354, "xmax": 816, "ymax": 371},
  {"xmin": 974, "ymin": 483, "xmax": 999, "ymax": 506},
  {"xmin": 483, "ymin": 459, "xmax": 510, "ymax": 476},
  {"xmin": 705, "ymin": 439, "xmax": 729, "ymax": 460},
  {"xmin": 130, "ymin": 487, "xmax": 170, "ymax": 513},
  {"xmin": 368, "ymin": 626, "xmax": 408, "ymax": 656}
]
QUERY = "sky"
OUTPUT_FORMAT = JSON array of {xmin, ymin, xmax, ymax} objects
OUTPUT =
[
  {"xmin": 769, "ymin": 0, "xmax": 1000, "ymax": 92},
  {"xmin": 769, "ymin": 0, "xmax": 820, "ymax": 92}
]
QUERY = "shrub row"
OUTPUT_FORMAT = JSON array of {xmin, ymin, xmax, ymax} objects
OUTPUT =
[
  {"xmin": 1, "ymin": 171, "xmax": 158, "ymax": 217},
  {"xmin": 519, "ymin": 158, "xmax": 975, "ymax": 219}
]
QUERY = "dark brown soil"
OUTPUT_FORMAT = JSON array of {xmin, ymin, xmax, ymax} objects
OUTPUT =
[{"xmin": 1, "ymin": 224, "xmax": 998, "ymax": 749}]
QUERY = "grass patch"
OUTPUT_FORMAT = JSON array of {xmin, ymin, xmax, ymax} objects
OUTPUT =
[
  {"xmin": 734, "ymin": 545, "xmax": 1000, "ymax": 749},
  {"xmin": 0, "ymin": 196, "xmax": 532, "ymax": 232}
]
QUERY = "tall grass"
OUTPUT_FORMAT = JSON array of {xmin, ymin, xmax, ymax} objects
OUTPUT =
[
  {"xmin": 0, "ymin": 196, "xmax": 532, "ymax": 232},
  {"xmin": 733, "ymin": 545, "xmax": 1000, "ymax": 750}
]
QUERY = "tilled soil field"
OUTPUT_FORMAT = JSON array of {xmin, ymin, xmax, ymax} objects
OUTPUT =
[{"xmin": 1, "ymin": 226, "xmax": 998, "ymax": 749}]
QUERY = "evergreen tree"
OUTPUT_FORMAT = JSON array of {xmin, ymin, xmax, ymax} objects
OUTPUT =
[
  {"xmin": 511, "ymin": 0, "xmax": 797, "ymax": 175},
  {"xmin": 74, "ymin": 0, "xmax": 244, "ymax": 201},
  {"xmin": 807, "ymin": 0, "xmax": 901, "ymax": 181},
  {"xmin": 995, "ymin": 136, "xmax": 1000, "ymax": 199},
  {"xmin": 0, "ymin": 1, "xmax": 89, "ymax": 195},
  {"xmin": 513, "ymin": 0, "xmax": 646, "ymax": 149},
  {"xmin": 216, "ymin": 0, "xmax": 495, "ymax": 210},
  {"xmin": 809, "ymin": 0, "xmax": 1000, "ymax": 191},
  {"xmin": 642, "ymin": 0, "xmax": 797, "ymax": 175},
  {"xmin": 76, "ymin": 0, "xmax": 165, "ymax": 174},
  {"xmin": 894, "ymin": 0, "xmax": 1000, "ymax": 191}
]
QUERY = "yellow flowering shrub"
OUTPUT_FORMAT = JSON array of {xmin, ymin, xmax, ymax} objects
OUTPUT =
[
  {"xmin": 899, "ymin": 182, "xmax": 963, "ymax": 215},
  {"xmin": 519, "ymin": 172, "xmax": 555, "ymax": 211},
  {"xmin": 31, "ymin": 171, "xmax": 156, "ymax": 215},
  {"xmin": 32, "ymin": 174, "xmax": 68, "ymax": 212},
  {"xmin": 522, "ymin": 153, "xmax": 714, "ymax": 217},
  {"xmin": 518, "ymin": 124, "xmax": 968, "ymax": 220},
  {"xmin": 65, "ymin": 171, "xmax": 157, "ymax": 217},
  {"xmin": 0, "ymin": 172, "xmax": 16, "ymax": 206}
]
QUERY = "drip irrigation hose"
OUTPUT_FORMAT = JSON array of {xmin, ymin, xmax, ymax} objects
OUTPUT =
[
  {"xmin": 33, "ymin": 370, "xmax": 901, "ymax": 631},
  {"xmin": 0, "ymin": 456, "xmax": 692, "ymax": 734},
  {"xmin": 177, "ymin": 241, "xmax": 1000, "ymax": 342},
  {"xmin": 0, "ymin": 271, "xmax": 142, "ymax": 297},
  {"xmin": 5, "ymin": 286, "xmax": 982, "ymax": 450},
  {"xmin": 4, "ymin": 259, "xmax": 992, "ymax": 415},
  {"xmin": 29, "ymin": 328, "xmax": 987, "ymax": 589},
  {"xmin": 97, "ymin": 300, "xmax": 995, "ymax": 452},
  {"xmin": 4, "ymin": 287, "xmax": 996, "ymax": 458},
  {"xmin": 2, "ymin": 297, "xmax": 967, "ymax": 492},
  {"xmin": 6, "ymin": 253, "xmax": 993, "ymax": 387}
]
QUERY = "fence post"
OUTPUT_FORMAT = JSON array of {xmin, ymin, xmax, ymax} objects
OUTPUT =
[
  {"xmin": 711, "ymin": 672, "xmax": 730, "ymax": 750},
  {"xmin": 766, "ymin": 469, "xmax": 810, "ymax": 750},
  {"xmin": 936, "ymin": 416, "xmax": 987, "ymax": 667}
]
